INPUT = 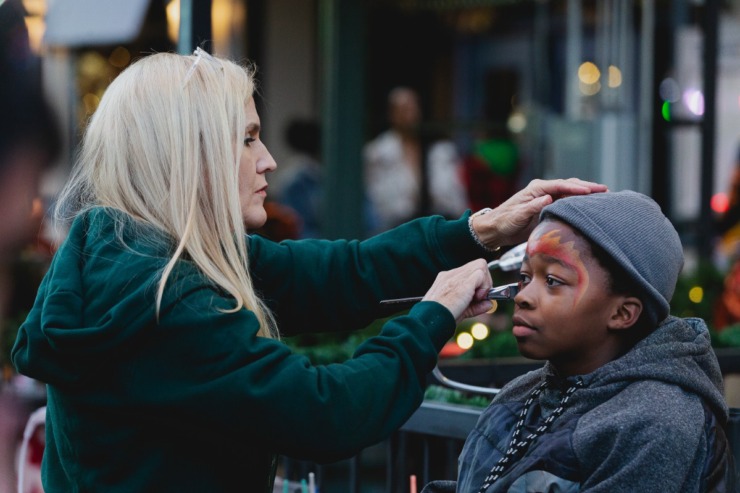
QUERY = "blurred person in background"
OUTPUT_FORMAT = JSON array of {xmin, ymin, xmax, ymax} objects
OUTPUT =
[
  {"xmin": 0, "ymin": 0, "xmax": 60, "ymax": 376},
  {"xmin": 270, "ymin": 118, "xmax": 323, "ymax": 239},
  {"xmin": 10, "ymin": 48, "xmax": 606, "ymax": 492},
  {"xmin": 0, "ymin": 0, "xmax": 59, "ymax": 263},
  {"xmin": 0, "ymin": 0, "xmax": 61, "ymax": 491},
  {"xmin": 363, "ymin": 86, "xmax": 468, "ymax": 236}
]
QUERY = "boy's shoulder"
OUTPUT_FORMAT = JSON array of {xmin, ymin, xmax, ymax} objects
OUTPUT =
[
  {"xmin": 582, "ymin": 379, "xmax": 705, "ymax": 423},
  {"xmin": 571, "ymin": 380, "xmax": 730, "ymax": 489},
  {"xmin": 488, "ymin": 369, "xmax": 708, "ymax": 440},
  {"xmin": 573, "ymin": 379, "xmax": 707, "ymax": 451}
]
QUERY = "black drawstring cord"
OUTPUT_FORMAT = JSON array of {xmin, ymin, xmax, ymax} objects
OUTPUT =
[{"xmin": 476, "ymin": 377, "xmax": 584, "ymax": 493}]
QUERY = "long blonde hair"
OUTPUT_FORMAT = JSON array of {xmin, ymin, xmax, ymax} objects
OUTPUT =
[{"xmin": 55, "ymin": 51, "xmax": 278, "ymax": 338}]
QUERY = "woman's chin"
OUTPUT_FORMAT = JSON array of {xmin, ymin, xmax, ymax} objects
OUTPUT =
[{"xmin": 243, "ymin": 210, "xmax": 267, "ymax": 230}]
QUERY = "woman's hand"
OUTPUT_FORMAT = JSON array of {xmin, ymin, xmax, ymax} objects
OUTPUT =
[
  {"xmin": 471, "ymin": 178, "xmax": 608, "ymax": 249},
  {"xmin": 422, "ymin": 259, "xmax": 493, "ymax": 322}
]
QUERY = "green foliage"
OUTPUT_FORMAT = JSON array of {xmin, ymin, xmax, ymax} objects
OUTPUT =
[
  {"xmin": 283, "ymin": 317, "xmax": 390, "ymax": 365},
  {"xmin": 671, "ymin": 260, "xmax": 724, "ymax": 325},
  {"xmin": 285, "ymin": 331, "xmax": 372, "ymax": 365},
  {"xmin": 714, "ymin": 324, "xmax": 740, "ymax": 348},
  {"xmin": 282, "ymin": 259, "xmax": 739, "ymax": 367},
  {"xmin": 462, "ymin": 328, "xmax": 520, "ymax": 359},
  {"xmin": 454, "ymin": 301, "xmax": 521, "ymax": 359},
  {"xmin": 423, "ymin": 384, "xmax": 491, "ymax": 408}
]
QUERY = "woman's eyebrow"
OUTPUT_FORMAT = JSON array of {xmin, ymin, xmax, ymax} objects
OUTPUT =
[{"xmin": 246, "ymin": 122, "xmax": 261, "ymax": 134}]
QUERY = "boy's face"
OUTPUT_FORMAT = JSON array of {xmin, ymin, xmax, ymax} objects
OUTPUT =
[{"xmin": 513, "ymin": 219, "xmax": 627, "ymax": 376}]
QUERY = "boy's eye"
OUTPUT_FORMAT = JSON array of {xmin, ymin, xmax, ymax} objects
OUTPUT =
[
  {"xmin": 545, "ymin": 275, "xmax": 563, "ymax": 287},
  {"xmin": 244, "ymin": 137, "xmax": 256, "ymax": 146},
  {"xmin": 519, "ymin": 273, "xmax": 531, "ymax": 286}
]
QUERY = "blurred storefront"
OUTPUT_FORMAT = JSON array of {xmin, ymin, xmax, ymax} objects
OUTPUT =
[
  {"xmin": 7, "ymin": 2, "xmax": 740, "ymax": 489},
  {"xmin": 18, "ymin": 0, "xmax": 740, "ymax": 251}
]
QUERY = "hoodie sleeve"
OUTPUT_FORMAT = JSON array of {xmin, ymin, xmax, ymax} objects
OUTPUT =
[
  {"xmin": 117, "ymin": 282, "xmax": 456, "ymax": 462},
  {"xmin": 573, "ymin": 381, "xmax": 708, "ymax": 492},
  {"xmin": 9, "ymin": 208, "xmax": 465, "ymax": 463},
  {"xmin": 247, "ymin": 212, "xmax": 484, "ymax": 335}
]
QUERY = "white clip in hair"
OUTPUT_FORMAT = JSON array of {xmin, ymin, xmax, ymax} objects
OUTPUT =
[{"xmin": 182, "ymin": 47, "xmax": 210, "ymax": 88}]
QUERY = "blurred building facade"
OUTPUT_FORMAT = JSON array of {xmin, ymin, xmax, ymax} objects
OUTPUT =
[{"xmin": 19, "ymin": 0, "xmax": 740, "ymax": 254}]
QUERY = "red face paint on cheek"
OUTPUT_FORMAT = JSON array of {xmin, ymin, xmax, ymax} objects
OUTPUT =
[{"xmin": 527, "ymin": 228, "xmax": 590, "ymax": 305}]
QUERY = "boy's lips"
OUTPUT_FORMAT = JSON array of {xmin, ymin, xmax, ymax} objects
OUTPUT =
[{"xmin": 512, "ymin": 315, "xmax": 538, "ymax": 338}]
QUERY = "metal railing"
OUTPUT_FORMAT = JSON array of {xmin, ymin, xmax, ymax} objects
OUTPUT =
[
  {"xmin": 279, "ymin": 400, "xmax": 483, "ymax": 493},
  {"xmin": 280, "ymin": 351, "xmax": 740, "ymax": 492}
]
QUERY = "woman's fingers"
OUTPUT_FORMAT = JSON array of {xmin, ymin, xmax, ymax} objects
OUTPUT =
[
  {"xmin": 422, "ymin": 259, "xmax": 492, "ymax": 321},
  {"xmin": 470, "ymin": 178, "xmax": 608, "ymax": 248}
]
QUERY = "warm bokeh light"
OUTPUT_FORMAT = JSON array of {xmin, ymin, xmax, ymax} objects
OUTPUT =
[
  {"xmin": 212, "ymin": 0, "xmax": 247, "ymax": 56},
  {"xmin": 578, "ymin": 62, "xmax": 601, "ymax": 95},
  {"xmin": 166, "ymin": 0, "xmax": 246, "ymax": 55},
  {"xmin": 31, "ymin": 197, "xmax": 43, "ymax": 219},
  {"xmin": 166, "ymin": 0, "xmax": 180, "ymax": 44},
  {"xmin": 608, "ymin": 65, "xmax": 622, "ymax": 88},
  {"xmin": 108, "ymin": 47, "xmax": 131, "ymax": 69},
  {"xmin": 24, "ymin": 16, "xmax": 44, "ymax": 53},
  {"xmin": 22, "ymin": 0, "xmax": 47, "ymax": 54},
  {"xmin": 456, "ymin": 332, "xmax": 474, "ymax": 350},
  {"xmin": 507, "ymin": 111, "xmax": 527, "ymax": 134},
  {"xmin": 689, "ymin": 286, "xmax": 704, "ymax": 304},
  {"xmin": 578, "ymin": 61, "xmax": 600, "ymax": 84},
  {"xmin": 711, "ymin": 192, "xmax": 729, "ymax": 214},
  {"xmin": 22, "ymin": 0, "xmax": 45, "ymax": 14},
  {"xmin": 82, "ymin": 93, "xmax": 100, "ymax": 115},
  {"xmin": 471, "ymin": 323, "xmax": 490, "ymax": 340}
]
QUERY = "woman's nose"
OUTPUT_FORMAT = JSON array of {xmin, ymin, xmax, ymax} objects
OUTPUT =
[{"xmin": 258, "ymin": 144, "xmax": 277, "ymax": 173}]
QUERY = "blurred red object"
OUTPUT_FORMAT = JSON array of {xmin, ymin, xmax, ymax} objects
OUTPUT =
[
  {"xmin": 714, "ymin": 259, "xmax": 740, "ymax": 331},
  {"xmin": 439, "ymin": 341, "xmax": 467, "ymax": 359},
  {"xmin": 253, "ymin": 201, "xmax": 301, "ymax": 241}
]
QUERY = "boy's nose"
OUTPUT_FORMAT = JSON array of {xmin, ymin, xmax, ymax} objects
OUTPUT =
[{"xmin": 513, "ymin": 283, "xmax": 533, "ymax": 309}]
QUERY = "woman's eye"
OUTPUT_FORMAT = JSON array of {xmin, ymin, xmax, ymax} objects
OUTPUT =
[
  {"xmin": 519, "ymin": 273, "xmax": 531, "ymax": 286},
  {"xmin": 243, "ymin": 137, "xmax": 256, "ymax": 147}
]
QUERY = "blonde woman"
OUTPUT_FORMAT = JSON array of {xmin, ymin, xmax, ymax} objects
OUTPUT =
[{"xmin": 11, "ymin": 49, "xmax": 606, "ymax": 492}]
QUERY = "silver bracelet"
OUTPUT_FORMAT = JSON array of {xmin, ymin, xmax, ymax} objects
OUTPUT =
[{"xmin": 468, "ymin": 208, "xmax": 500, "ymax": 253}]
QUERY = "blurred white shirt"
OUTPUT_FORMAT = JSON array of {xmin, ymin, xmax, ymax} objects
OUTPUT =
[{"xmin": 364, "ymin": 130, "xmax": 468, "ymax": 235}]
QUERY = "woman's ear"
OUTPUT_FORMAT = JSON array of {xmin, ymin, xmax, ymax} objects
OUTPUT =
[{"xmin": 607, "ymin": 296, "xmax": 643, "ymax": 330}]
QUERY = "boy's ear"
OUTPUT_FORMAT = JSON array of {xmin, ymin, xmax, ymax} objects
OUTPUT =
[{"xmin": 607, "ymin": 296, "xmax": 643, "ymax": 330}]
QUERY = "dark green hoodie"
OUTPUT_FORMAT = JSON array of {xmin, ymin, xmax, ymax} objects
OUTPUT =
[{"xmin": 12, "ymin": 207, "xmax": 485, "ymax": 492}]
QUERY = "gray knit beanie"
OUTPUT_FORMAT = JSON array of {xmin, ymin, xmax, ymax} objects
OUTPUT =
[{"xmin": 541, "ymin": 190, "xmax": 684, "ymax": 326}]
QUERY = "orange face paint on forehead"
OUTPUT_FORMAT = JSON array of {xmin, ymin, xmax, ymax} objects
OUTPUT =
[{"xmin": 527, "ymin": 224, "xmax": 590, "ymax": 304}]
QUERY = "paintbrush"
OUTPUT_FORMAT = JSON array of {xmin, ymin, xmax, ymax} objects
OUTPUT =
[{"xmin": 379, "ymin": 242, "xmax": 526, "ymax": 308}]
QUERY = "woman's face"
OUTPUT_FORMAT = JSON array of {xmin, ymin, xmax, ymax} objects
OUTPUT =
[{"xmin": 239, "ymin": 99, "xmax": 277, "ymax": 229}]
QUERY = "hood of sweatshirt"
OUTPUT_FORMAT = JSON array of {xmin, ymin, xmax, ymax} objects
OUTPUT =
[
  {"xmin": 11, "ymin": 208, "xmax": 180, "ymax": 388},
  {"xmin": 541, "ymin": 316, "xmax": 728, "ymax": 423}
]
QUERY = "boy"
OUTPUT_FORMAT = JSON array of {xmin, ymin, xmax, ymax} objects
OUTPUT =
[{"xmin": 425, "ymin": 190, "xmax": 736, "ymax": 492}]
